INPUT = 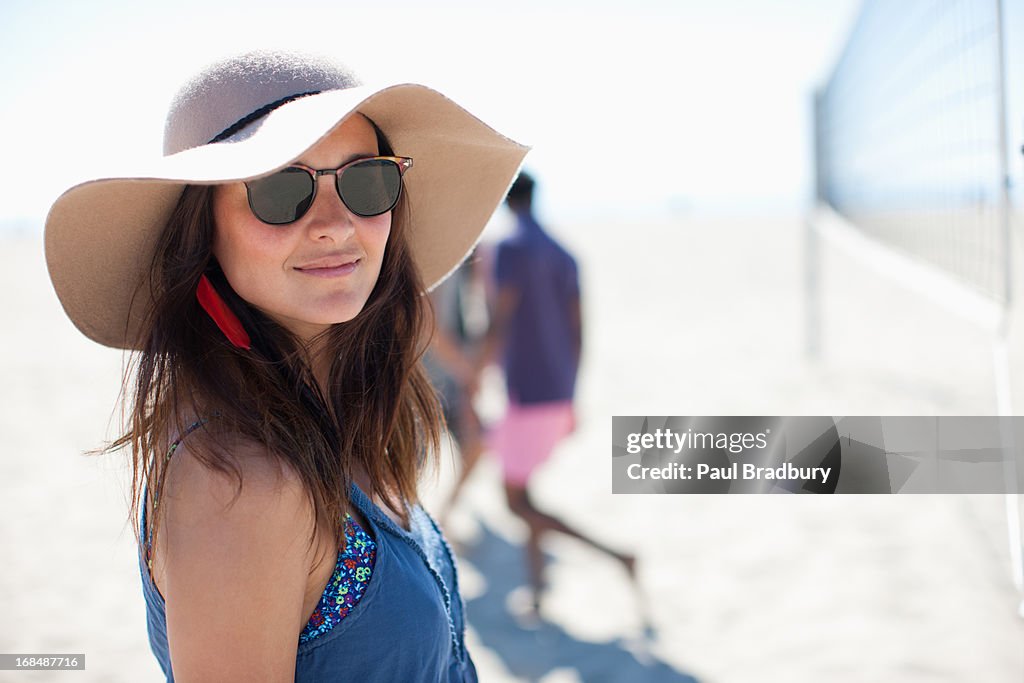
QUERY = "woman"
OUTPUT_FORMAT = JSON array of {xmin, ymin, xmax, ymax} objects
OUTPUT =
[{"xmin": 44, "ymin": 50, "xmax": 527, "ymax": 681}]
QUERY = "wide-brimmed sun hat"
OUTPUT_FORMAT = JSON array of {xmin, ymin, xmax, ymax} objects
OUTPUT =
[{"xmin": 44, "ymin": 49, "xmax": 528, "ymax": 350}]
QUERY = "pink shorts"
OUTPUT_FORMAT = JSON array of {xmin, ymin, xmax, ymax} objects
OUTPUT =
[{"xmin": 490, "ymin": 400, "xmax": 574, "ymax": 486}]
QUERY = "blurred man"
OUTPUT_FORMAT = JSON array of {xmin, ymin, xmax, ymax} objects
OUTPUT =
[{"xmin": 482, "ymin": 171, "xmax": 634, "ymax": 617}]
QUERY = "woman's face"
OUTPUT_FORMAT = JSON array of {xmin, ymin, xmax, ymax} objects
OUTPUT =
[{"xmin": 211, "ymin": 115, "xmax": 391, "ymax": 342}]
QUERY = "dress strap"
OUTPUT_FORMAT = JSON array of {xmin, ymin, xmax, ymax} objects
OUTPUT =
[{"xmin": 144, "ymin": 418, "xmax": 210, "ymax": 574}]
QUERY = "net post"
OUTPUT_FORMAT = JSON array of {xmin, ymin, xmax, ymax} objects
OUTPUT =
[
  {"xmin": 994, "ymin": 0, "xmax": 1024, "ymax": 615},
  {"xmin": 806, "ymin": 89, "xmax": 825, "ymax": 360}
]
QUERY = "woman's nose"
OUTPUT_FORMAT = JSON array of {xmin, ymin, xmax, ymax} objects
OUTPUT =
[{"xmin": 305, "ymin": 174, "xmax": 357, "ymax": 239}]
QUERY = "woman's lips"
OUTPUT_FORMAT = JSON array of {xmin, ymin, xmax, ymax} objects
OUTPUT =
[{"xmin": 295, "ymin": 259, "xmax": 359, "ymax": 278}]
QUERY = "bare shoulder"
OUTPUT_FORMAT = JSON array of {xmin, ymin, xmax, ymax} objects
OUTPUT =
[
  {"xmin": 161, "ymin": 431, "xmax": 307, "ymax": 513},
  {"xmin": 155, "ymin": 433, "xmax": 315, "ymax": 682}
]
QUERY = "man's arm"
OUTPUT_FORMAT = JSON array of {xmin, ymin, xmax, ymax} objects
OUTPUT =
[{"xmin": 569, "ymin": 289, "xmax": 582, "ymax": 375}]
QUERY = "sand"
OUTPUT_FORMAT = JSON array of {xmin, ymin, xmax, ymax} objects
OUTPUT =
[{"xmin": 2, "ymin": 213, "xmax": 1023, "ymax": 682}]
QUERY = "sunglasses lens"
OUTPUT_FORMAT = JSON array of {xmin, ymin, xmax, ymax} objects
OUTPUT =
[
  {"xmin": 337, "ymin": 159, "xmax": 403, "ymax": 217},
  {"xmin": 247, "ymin": 168, "xmax": 315, "ymax": 224}
]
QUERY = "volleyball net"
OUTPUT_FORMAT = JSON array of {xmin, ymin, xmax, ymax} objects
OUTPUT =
[
  {"xmin": 808, "ymin": 0, "xmax": 1022, "ymax": 611},
  {"xmin": 812, "ymin": 0, "xmax": 1011, "ymax": 313}
]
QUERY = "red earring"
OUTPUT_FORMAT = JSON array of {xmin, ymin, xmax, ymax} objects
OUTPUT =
[{"xmin": 196, "ymin": 274, "xmax": 251, "ymax": 350}]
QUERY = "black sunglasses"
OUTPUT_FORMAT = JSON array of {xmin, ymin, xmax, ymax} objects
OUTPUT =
[{"xmin": 245, "ymin": 156, "xmax": 413, "ymax": 225}]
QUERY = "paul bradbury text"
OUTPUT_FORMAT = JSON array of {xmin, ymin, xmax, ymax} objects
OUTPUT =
[{"xmin": 626, "ymin": 462, "xmax": 832, "ymax": 484}]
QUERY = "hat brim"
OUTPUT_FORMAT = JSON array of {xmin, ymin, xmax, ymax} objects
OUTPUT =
[{"xmin": 44, "ymin": 84, "xmax": 528, "ymax": 349}]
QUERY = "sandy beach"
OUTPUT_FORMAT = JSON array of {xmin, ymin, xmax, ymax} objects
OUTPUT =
[{"xmin": 2, "ymin": 212, "xmax": 1023, "ymax": 682}]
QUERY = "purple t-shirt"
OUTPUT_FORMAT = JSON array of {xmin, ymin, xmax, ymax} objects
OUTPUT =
[{"xmin": 494, "ymin": 213, "xmax": 580, "ymax": 404}]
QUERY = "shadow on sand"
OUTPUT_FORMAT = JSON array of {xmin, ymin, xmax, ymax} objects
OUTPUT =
[{"xmin": 459, "ymin": 521, "xmax": 700, "ymax": 682}]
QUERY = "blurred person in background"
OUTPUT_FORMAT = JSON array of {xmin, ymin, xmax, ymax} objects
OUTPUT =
[
  {"xmin": 425, "ymin": 257, "xmax": 488, "ymax": 527},
  {"xmin": 480, "ymin": 171, "xmax": 637, "ymax": 619}
]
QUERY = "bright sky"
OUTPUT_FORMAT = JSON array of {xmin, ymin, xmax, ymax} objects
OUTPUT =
[{"xmin": 0, "ymin": 0, "xmax": 860, "ymax": 227}]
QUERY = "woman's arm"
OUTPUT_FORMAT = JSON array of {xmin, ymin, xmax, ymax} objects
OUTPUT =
[{"xmin": 154, "ymin": 438, "xmax": 316, "ymax": 682}]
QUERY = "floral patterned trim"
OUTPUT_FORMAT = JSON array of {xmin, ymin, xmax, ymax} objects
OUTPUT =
[{"xmin": 299, "ymin": 513, "xmax": 377, "ymax": 643}]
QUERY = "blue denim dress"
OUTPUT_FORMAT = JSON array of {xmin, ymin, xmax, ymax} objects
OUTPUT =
[{"xmin": 138, "ymin": 480, "xmax": 478, "ymax": 681}]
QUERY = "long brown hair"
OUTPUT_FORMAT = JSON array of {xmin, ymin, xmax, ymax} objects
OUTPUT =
[{"xmin": 111, "ymin": 128, "xmax": 443, "ymax": 561}]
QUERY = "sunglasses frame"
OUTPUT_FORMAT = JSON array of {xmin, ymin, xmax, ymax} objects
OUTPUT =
[{"xmin": 245, "ymin": 155, "xmax": 413, "ymax": 225}]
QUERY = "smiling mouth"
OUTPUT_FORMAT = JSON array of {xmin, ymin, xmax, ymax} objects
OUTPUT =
[{"xmin": 295, "ymin": 259, "xmax": 360, "ymax": 277}]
